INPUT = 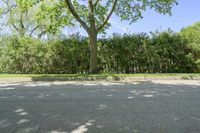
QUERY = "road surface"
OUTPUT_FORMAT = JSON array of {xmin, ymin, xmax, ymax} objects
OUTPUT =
[{"xmin": 0, "ymin": 80, "xmax": 200, "ymax": 133}]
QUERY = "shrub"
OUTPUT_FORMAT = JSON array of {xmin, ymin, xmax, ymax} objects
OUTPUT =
[{"xmin": 0, "ymin": 31, "xmax": 199, "ymax": 74}]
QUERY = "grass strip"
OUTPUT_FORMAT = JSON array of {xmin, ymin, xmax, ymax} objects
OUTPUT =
[{"xmin": 0, "ymin": 73, "xmax": 199, "ymax": 78}]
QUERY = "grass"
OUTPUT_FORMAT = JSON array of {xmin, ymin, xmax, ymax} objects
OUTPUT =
[{"xmin": 0, "ymin": 73, "xmax": 199, "ymax": 78}]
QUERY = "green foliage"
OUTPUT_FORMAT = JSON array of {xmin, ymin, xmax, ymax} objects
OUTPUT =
[
  {"xmin": 36, "ymin": 0, "xmax": 74, "ymax": 34},
  {"xmin": 180, "ymin": 22, "xmax": 200, "ymax": 72},
  {"xmin": 0, "ymin": 36, "xmax": 46, "ymax": 73},
  {"xmin": 0, "ymin": 0, "xmax": 63, "ymax": 38},
  {"xmin": 33, "ymin": 0, "xmax": 177, "ymax": 34},
  {"xmin": 150, "ymin": 30, "xmax": 196, "ymax": 73},
  {"xmin": 180, "ymin": 22, "xmax": 200, "ymax": 44},
  {"xmin": 0, "ymin": 35, "xmax": 89, "ymax": 74},
  {"xmin": 0, "ymin": 0, "xmax": 38, "ymax": 35},
  {"xmin": 99, "ymin": 31, "xmax": 196, "ymax": 73},
  {"xmin": 0, "ymin": 30, "xmax": 199, "ymax": 74},
  {"xmin": 43, "ymin": 35, "xmax": 90, "ymax": 74},
  {"xmin": 115, "ymin": 0, "xmax": 177, "ymax": 23}
]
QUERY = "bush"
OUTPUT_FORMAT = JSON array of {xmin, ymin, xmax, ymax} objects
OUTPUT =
[
  {"xmin": 0, "ymin": 31, "xmax": 199, "ymax": 74},
  {"xmin": 0, "ymin": 36, "xmax": 46, "ymax": 73},
  {"xmin": 98, "ymin": 31, "xmax": 197, "ymax": 73},
  {"xmin": 0, "ymin": 35, "xmax": 90, "ymax": 74},
  {"xmin": 43, "ymin": 35, "xmax": 89, "ymax": 74}
]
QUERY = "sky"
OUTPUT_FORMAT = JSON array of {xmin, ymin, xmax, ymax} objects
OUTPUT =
[
  {"xmin": 66, "ymin": 0, "xmax": 200, "ymax": 37},
  {"xmin": 1, "ymin": 0, "xmax": 200, "ymax": 37}
]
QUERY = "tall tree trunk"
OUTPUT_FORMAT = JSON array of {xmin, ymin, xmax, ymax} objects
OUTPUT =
[
  {"xmin": 88, "ymin": 0, "xmax": 98, "ymax": 73},
  {"xmin": 89, "ymin": 32, "xmax": 98, "ymax": 73}
]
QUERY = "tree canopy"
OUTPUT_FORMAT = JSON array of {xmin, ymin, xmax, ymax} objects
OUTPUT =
[
  {"xmin": 180, "ymin": 22, "xmax": 200, "ymax": 49},
  {"xmin": 0, "ymin": 0, "xmax": 67, "ymax": 38},
  {"xmin": 180, "ymin": 22, "xmax": 200, "ymax": 71},
  {"xmin": 36, "ymin": 0, "xmax": 178, "ymax": 34}
]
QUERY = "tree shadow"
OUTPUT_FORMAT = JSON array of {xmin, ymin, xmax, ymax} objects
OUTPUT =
[{"xmin": 31, "ymin": 74, "xmax": 115, "ymax": 82}]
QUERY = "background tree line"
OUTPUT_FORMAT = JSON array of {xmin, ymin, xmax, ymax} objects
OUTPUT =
[{"xmin": 0, "ymin": 25, "xmax": 199, "ymax": 74}]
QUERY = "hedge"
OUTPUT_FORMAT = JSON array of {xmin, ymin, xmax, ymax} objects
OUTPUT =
[{"xmin": 0, "ymin": 31, "xmax": 199, "ymax": 74}]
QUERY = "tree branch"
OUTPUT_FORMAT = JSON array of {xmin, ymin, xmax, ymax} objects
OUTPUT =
[
  {"xmin": 93, "ymin": 0, "xmax": 100, "ymax": 7},
  {"xmin": 19, "ymin": 12, "xmax": 25, "ymax": 32},
  {"xmin": 29, "ymin": 25, "xmax": 41, "ymax": 36},
  {"xmin": 12, "ymin": 24, "xmax": 19, "ymax": 31},
  {"xmin": 88, "ymin": 0, "xmax": 96, "ymax": 32},
  {"xmin": 38, "ymin": 30, "xmax": 46, "ymax": 39},
  {"xmin": 64, "ymin": 0, "xmax": 89, "ymax": 32},
  {"xmin": 1, "ymin": 0, "xmax": 17, "ymax": 15},
  {"xmin": 97, "ymin": 0, "xmax": 117, "ymax": 32}
]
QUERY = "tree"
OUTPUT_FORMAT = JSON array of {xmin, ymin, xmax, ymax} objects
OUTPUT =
[
  {"xmin": 64, "ymin": 0, "xmax": 178, "ymax": 73},
  {"xmin": 180, "ymin": 22, "xmax": 200, "ymax": 72},
  {"xmin": 12, "ymin": 0, "xmax": 177, "ymax": 73},
  {"xmin": 180, "ymin": 22, "xmax": 200, "ymax": 48},
  {"xmin": 0, "ymin": 0, "xmax": 66, "ymax": 39},
  {"xmin": 0, "ymin": 0, "xmax": 46, "ymax": 37}
]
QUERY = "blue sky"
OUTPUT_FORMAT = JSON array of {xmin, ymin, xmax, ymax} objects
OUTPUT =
[
  {"xmin": 109, "ymin": 0, "xmax": 200, "ymax": 34},
  {"xmin": 67, "ymin": 0, "xmax": 200, "ymax": 36}
]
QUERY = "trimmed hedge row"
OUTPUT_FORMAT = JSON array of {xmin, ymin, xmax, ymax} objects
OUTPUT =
[{"xmin": 0, "ymin": 31, "xmax": 199, "ymax": 74}]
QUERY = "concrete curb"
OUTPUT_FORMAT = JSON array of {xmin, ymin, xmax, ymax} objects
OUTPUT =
[
  {"xmin": 0, "ymin": 76, "xmax": 199, "ymax": 82},
  {"xmin": 0, "ymin": 78, "xmax": 32, "ymax": 82}
]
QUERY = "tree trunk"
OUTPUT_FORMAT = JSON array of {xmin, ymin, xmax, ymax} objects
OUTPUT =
[{"xmin": 89, "ymin": 32, "xmax": 98, "ymax": 73}]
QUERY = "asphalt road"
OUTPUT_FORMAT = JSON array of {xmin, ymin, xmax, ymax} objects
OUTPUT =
[{"xmin": 0, "ymin": 80, "xmax": 200, "ymax": 133}]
